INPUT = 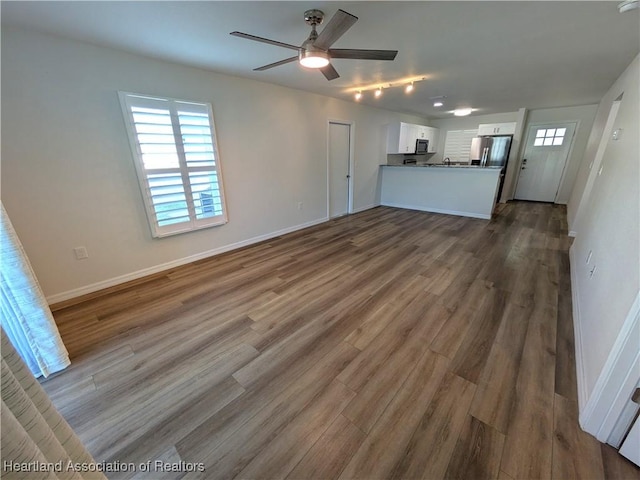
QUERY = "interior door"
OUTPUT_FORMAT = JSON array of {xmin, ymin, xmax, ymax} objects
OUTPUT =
[
  {"xmin": 329, "ymin": 122, "xmax": 351, "ymax": 218},
  {"xmin": 515, "ymin": 123, "xmax": 576, "ymax": 202},
  {"xmin": 620, "ymin": 415, "xmax": 640, "ymax": 466}
]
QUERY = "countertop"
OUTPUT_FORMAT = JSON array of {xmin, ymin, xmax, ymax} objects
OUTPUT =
[{"xmin": 381, "ymin": 164, "xmax": 502, "ymax": 171}]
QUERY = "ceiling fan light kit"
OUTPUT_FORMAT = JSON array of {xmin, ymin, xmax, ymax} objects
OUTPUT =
[
  {"xmin": 299, "ymin": 49, "xmax": 329, "ymax": 68},
  {"xmin": 231, "ymin": 8, "xmax": 398, "ymax": 81}
]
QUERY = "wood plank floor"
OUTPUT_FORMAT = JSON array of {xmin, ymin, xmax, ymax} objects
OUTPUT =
[{"xmin": 44, "ymin": 203, "xmax": 640, "ymax": 480}]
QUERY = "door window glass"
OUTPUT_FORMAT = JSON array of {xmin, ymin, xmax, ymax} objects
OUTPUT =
[{"xmin": 533, "ymin": 128, "xmax": 566, "ymax": 147}]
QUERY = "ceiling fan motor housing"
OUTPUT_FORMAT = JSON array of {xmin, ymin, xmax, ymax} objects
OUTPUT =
[{"xmin": 304, "ymin": 9, "xmax": 325, "ymax": 26}]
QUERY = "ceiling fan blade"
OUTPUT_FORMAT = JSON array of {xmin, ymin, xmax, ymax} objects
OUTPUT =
[
  {"xmin": 320, "ymin": 63, "xmax": 340, "ymax": 81},
  {"xmin": 253, "ymin": 56, "xmax": 298, "ymax": 72},
  {"xmin": 253, "ymin": 56, "xmax": 298, "ymax": 71},
  {"xmin": 329, "ymin": 49, "xmax": 398, "ymax": 61},
  {"xmin": 314, "ymin": 9, "xmax": 358, "ymax": 50},
  {"xmin": 230, "ymin": 31, "xmax": 300, "ymax": 51}
]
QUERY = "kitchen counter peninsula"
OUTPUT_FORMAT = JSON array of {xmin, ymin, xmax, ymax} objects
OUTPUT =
[{"xmin": 379, "ymin": 164, "xmax": 501, "ymax": 219}]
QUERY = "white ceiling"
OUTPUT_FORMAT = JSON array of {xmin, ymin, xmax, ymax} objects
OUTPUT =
[{"xmin": 2, "ymin": 1, "xmax": 638, "ymax": 118}]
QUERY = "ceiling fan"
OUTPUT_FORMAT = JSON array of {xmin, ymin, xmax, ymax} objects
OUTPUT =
[{"xmin": 230, "ymin": 9, "xmax": 398, "ymax": 81}]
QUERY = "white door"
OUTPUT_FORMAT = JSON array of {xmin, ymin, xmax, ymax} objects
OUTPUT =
[
  {"xmin": 620, "ymin": 415, "xmax": 640, "ymax": 466},
  {"xmin": 515, "ymin": 123, "xmax": 576, "ymax": 202},
  {"xmin": 329, "ymin": 122, "xmax": 351, "ymax": 218}
]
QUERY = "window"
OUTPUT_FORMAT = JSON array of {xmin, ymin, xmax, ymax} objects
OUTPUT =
[
  {"xmin": 119, "ymin": 92, "xmax": 227, "ymax": 237},
  {"xmin": 443, "ymin": 129, "xmax": 478, "ymax": 163},
  {"xmin": 534, "ymin": 127, "xmax": 566, "ymax": 147}
]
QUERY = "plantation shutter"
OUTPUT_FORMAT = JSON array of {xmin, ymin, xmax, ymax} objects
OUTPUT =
[
  {"xmin": 443, "ymin": 129, "xmax": 478, "ymax": 163},
  {"xmin": 119, "ymin": 92, "xmax": 227, "ymax": 237}
]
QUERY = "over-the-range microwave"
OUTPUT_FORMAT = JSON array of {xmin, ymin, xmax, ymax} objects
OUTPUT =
[{"xmin": 415, "ymin": 139, "xmax": 429, "ymax": 154}]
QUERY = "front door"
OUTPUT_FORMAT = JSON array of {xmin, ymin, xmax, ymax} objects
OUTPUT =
[
  {"xmin": 328, "ymin": 122, "xmax": 351, "ymax": 218},
  {"xmin": 515, "ymin": 123, "xmax": 576, "ymax": 202}
]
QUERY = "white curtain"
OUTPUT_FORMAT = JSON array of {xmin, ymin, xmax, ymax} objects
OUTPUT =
[
  {"xmin": 1, "ymin": 328, "xmax": 106, "ymax": 479},
  {"xmin": 0, "ymin": 204, "xmax": 70, "ymax": 377}
]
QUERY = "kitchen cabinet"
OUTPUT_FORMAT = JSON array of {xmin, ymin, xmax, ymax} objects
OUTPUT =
[
  {"xmin": 387, "ymin": 122, "xmax": 439, "ymax": 154},
  {"xmin": 477, "ymin": 122, "xmax": 517, "ymax": 136},
  {"xmin": 387, "ymin": 122, "xmax": 417, "ymax": 154},
  {"xmin": 423, "ymin": 126, "xmax": 439, "ymax": 153}
]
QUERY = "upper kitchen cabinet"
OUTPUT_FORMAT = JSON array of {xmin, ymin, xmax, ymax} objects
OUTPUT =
[
  {"xmin": 423, "ymin": 126, "xmax": 439, "ymax": 153},
  {"xmin": 387, "ymin": 122, "xmax": 439, "ymax": 154},
  {"xmin": 387, "ymin": 122, "xmax": 418, "ymax": 154},
  {"xmin": 477, "ymin": 122, "xmax": 517, "ymax": 136}
]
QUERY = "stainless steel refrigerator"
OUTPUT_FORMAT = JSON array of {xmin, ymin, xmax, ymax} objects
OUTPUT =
[
  {"xmin": 470, "ymin": 135, "xmax": 513, "ymax": 200},
  {"xmin": 469, "ymin": 135, "xmax": 512, "ymax": 167}
]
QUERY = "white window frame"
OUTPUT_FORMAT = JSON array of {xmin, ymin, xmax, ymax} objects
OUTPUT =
[
  {"xmin": 119, "ymin": 92, "xmax": 228, "ymax": 238},
  {"xmin": 443, "ymin": 129, "xmax": 477, "ymax": 163}
]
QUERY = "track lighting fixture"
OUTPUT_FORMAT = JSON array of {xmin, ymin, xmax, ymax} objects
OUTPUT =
[{"xmin": 351, "ymin": 77, "xmax": 427, "ymax": 101}]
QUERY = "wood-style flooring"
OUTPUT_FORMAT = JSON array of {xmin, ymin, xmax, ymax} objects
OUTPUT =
[{"xmin": 44, "ymin": 203, "xmax": 640, "ymax": 480}]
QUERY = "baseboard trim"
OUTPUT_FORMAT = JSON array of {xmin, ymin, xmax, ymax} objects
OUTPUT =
[
  {"xmin": 380, "ymin": 202, "xmax": 491, "ymax": 220},
  {"xmin": 579, "ymin": 289, "xmax": 640, "ymax": 441},
  {"xmin": 352, "ymin": 203, "xmax": 378, "ymax": 214},
  {"xmin": 46, "ymin": 216, "xmax": 329, "ymax": 305},
  {"xmin": 569, "ymin": 244, "xmax": 590, "ymax": 413}
]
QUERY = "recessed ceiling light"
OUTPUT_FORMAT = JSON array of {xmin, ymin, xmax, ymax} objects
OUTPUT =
[
  {"xmin": 453, "ymin": 108, "xmax": 473, "ymax": 116},
  {"xmin": 405, "ymin": 83, "xmax": 414, "ymax": 93},
  {"xmin": 433, "ymin": 101, "xmax": 443, "ymax": 107},
  {"xmin": 354, "ymin": 91, "xmax": 362, "ymax": 101},
  {"xmin": 375, "ymin": 87, "xmax": 383, "ymax": 98}
]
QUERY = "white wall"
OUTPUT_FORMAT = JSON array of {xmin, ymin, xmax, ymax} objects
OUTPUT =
[
  {"xmin": 523, "ymin": 104, "xmax": 598, "ymax": 204},
  {"xmin": 0, "ymin": 26, "xmax": 427, "ymax": 302},
  {"xmin": 567, "ymin": 55, "xmax": 639, "ymax": 414}
]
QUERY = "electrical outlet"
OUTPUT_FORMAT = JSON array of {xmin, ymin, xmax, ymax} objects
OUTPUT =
[{"xmin": 74, "ymin": 246, "xmax": 88, "ymax": 260}]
